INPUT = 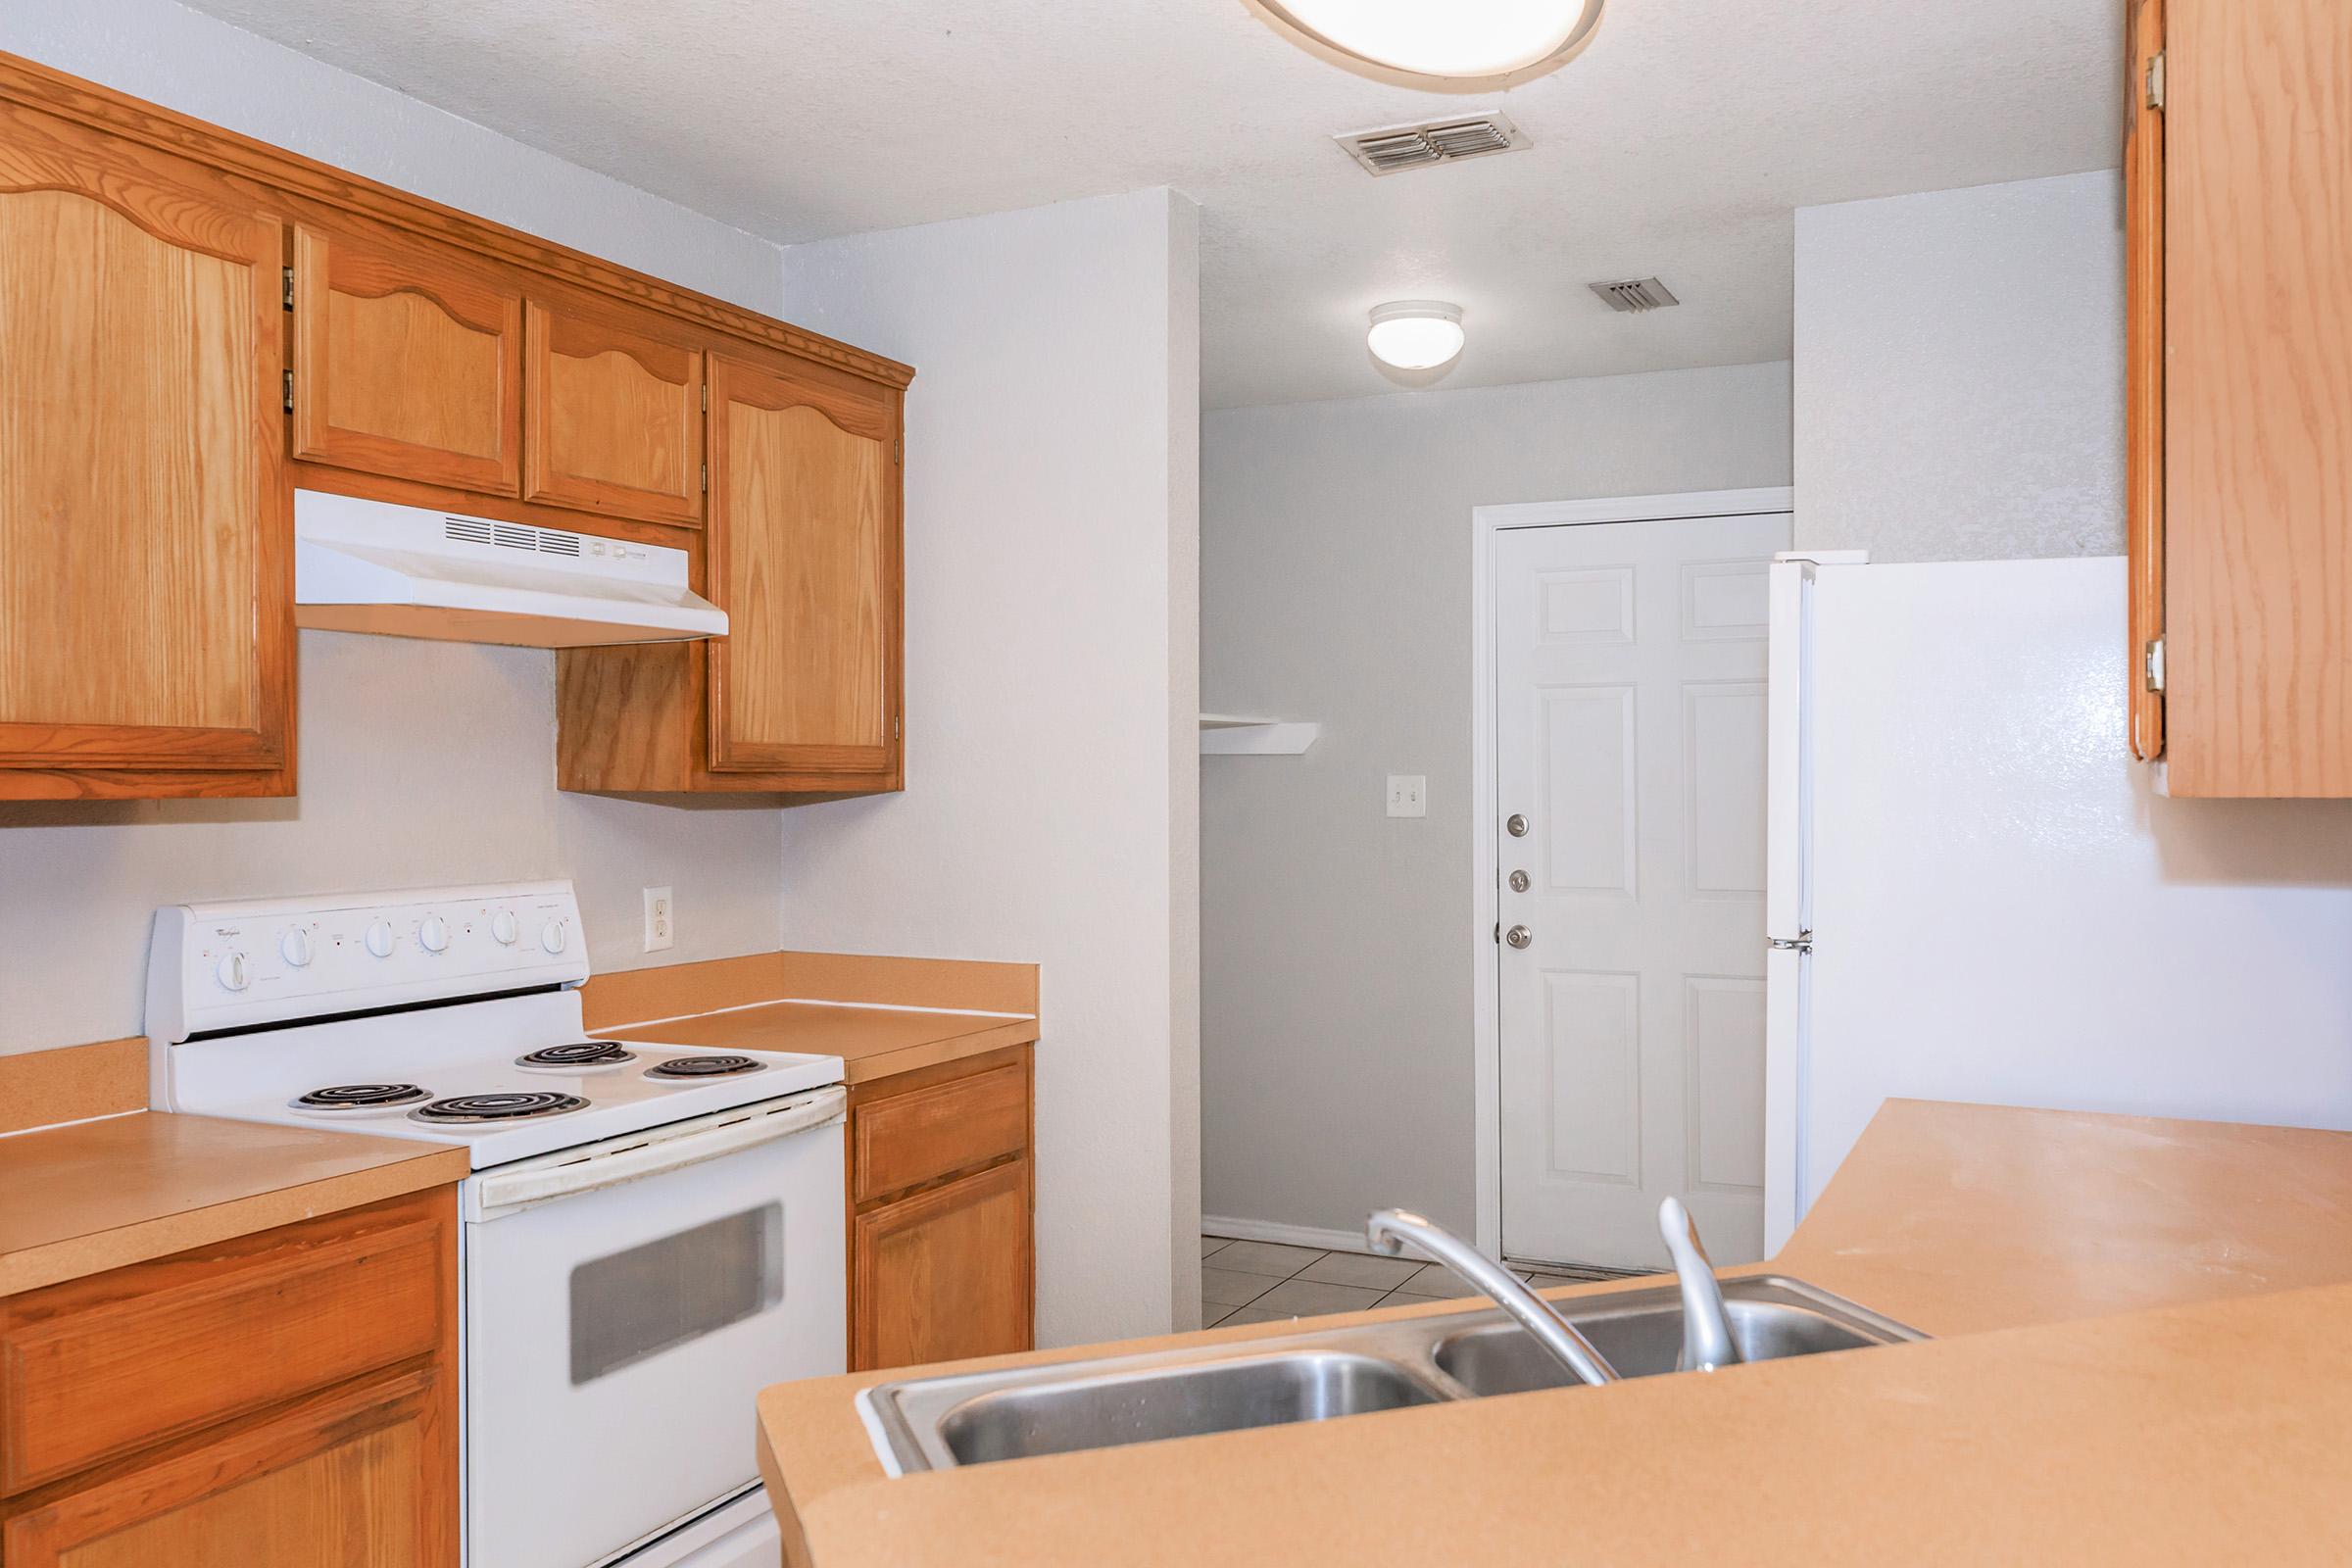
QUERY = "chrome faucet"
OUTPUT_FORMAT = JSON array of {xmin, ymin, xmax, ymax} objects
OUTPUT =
[
  {"xmin": 1658, "ymin": 1198, "xmax": 1741, "ymax": 1372},
  {"xmin": 1364, "ymin": 1209, "xmax": 1620, "ymax": 1388}
]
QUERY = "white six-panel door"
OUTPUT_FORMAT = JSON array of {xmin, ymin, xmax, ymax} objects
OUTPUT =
[{"xmin": 1494, "ymin": 511, "xmax": 1790, "ymax": 1267}]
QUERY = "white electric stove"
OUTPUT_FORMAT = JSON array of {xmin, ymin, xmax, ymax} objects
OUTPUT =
[{"xmin": 147, "ymin": 882, "xmax": 846, "ymax": 1568}]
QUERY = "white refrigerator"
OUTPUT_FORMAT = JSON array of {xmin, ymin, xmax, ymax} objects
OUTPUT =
[{"xmin": 1763, "ymin": 554, "xmax": 2352, "ymax": 1251}]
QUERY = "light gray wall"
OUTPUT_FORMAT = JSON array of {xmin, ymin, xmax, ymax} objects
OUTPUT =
[
  {"xmin": 775, "ymin": 190, "xmax": 1201, "ymax": 1347},
  {"xmin": 1200, "ymin": 363, "xmax": 1793, "ymax": 1236},
  {"xmin": 1794, "ymin": 171, "xmax": 2125, "ymax": 563},
  {"xmin": 0, "ymin": 1, "xmax": 789, "ymax": 1052}
]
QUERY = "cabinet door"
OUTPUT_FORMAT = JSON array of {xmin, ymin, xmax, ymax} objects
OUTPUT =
[
  {"xmin": 1, "ymin": 1368, "xmax": 454, "ymax": 1568},
  {"xmin": 524, "ymin": 298, "xmax": 704, "ymax": 525},
  {"xmin": 707, "ymin": 353, "xmax": 901, "ymax": 779},
  {"xmin": 0, "ymin": 110, "xmax": 291, "ymax": 794},
  {"xmin": 2159, "ymin": 0, "xmax": 2352, "ymax": 795},
  {"xmin": 292, "ymin": 223, "xmax": 521, "ymax": 494},
  {"xmin": 851, "ymin": 1159, "xmax": 1032, "ymax": 1371}
]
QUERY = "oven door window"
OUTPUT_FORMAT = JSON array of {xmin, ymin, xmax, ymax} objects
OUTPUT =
[{"xmin": 568, "ymin": 1201, "xmax": 784, "ymax": 1384}]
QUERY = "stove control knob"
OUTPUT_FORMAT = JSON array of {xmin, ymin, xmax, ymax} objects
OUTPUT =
[
  {"xmin": 279, "ymin": 928, "xmax": 314, "ymax": 968},
  {"xmin": 364, "ymin": 919, "xmax": 396, "ymax": 959},
  {"xmin": 216, "ymin": 951, "xmax": 250, "ymax": 992},
  {"xmin": 540, "ymin": 917, "xmax": 569, "ymax": 956},
  {"xmin": 418, "ymin": 915, "xmax": 451, "ymax": 955},
  {"xmin": 490, "ymin": 910, "xmax": 519, "ymax": 946}
]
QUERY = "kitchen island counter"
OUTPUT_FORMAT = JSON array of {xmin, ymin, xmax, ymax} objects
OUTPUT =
[{"xmin": 758, "ymin": 1100, "xmax": 2352, "ymax": 1565}]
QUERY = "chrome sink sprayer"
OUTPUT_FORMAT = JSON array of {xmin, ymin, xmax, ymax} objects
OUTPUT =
[
  {"xmin": 1364, "ymin": 1209, "xmax": 1620, "ymax": 1387},
  {"xmin": 1657, "ymin": 1197, "xmax": 1741, "ymax": 1373}
]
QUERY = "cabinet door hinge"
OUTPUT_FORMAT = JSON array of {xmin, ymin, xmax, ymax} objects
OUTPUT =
[
  {"xmin": 2145, "ymin": 49, "xmax": 2166, "ymax": 111},
  {"xmin": 282, "ymin": 369, "xmax": 294, "ymax": 414},
  {"xmin": 700, "ymin": 382, "xmax": 709, "ymax": 412},
  {"xmin": 2143, "ymin": 636, "xmax": 2167, "ymax": 693},
  {"xmin": 894, "ymin": 435, "xmax": 903, "ymax": 466},
  {"xmin": 894, "ymin": 714, "xmax": 902, "ymax": 741},
  {"xmin": 281, "ymin": 266, "xmax": 294, "ymax": 310},
  {"xmin": 700, "ymin": 461, "xmax": 708, "ymax": 493}
]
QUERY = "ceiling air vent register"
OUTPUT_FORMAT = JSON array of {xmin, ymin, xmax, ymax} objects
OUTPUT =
[
  {"xmin": 1589, "ymin": 277, "xmax": 1681, "ymax": 314},
  {"xmin": 1336, "ymin": 113, "xmax": 1530, "ymax": 176}
]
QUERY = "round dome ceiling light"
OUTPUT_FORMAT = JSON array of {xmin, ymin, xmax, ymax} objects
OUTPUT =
[
  {"xmin": 1366, "ymin": 301, "xmax": 1465, "ymax": 370},
  {"xmin": 1253, "ymin": 0, "xmax": 1606, "ymax": 88}
]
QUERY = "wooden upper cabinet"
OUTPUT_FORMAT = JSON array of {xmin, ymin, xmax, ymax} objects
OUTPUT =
[
  {"xmin": 707, "ymin": 353, "xmax": 901, "ymax": 779},
  {"xmin": 523, "ymin": 298, "xmax": 704, "ymax": 525},
  {"xmin": 2130, "ymin": 0, "xmax": 2352, "ymax": 796},
  {"xmin": 291, "ymin": 223, "xmax": 521, "ymax": 495},
  {"xmin": 0, "ymin": 107, "xmax": 292, "ymax": 798}
]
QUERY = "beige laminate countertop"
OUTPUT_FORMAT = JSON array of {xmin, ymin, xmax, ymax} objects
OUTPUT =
[
  {"xmin": 758, "ymin": 1099, "xmax": 2352, "ymax": 1565},
  {"xmin": 0, "ymin": 1110, "xmax": 470, "ymax": 1298},
  {"xmin": 605, "ymin": 1000, "xmax": 1038, "ymax": 1085}
]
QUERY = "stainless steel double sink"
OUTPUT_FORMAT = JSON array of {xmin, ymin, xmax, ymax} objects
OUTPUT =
[{"xmin": 859, "ymin": 1275, "xmax": 1923, "ymax": 1474}]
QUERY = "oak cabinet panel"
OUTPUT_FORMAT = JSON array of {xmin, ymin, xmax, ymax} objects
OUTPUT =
[
  {"xmin": 0, "ymin": 1186, "xmax": 459, "ymax": 1568},
  {"xmin": 523, "ymin": 298, "xmax": 704, "ymax": 525},
  {"xmin": 846, "ymin": 1047, "xmax": 1033, "ymax": 1373},
  {"xmin": 292, "ymin": 223, "xmax": 521, "ymax": 495},
  {"xmin": 2128, "ymin": 0, "xmax": 2352, "ymax": 795},
  {"xmin": 708, "ymin": 354, "xmax": 900, "ymax": 778},
  {"xmin": 0, "ymin": 107, "xmax": 291, "ymax": 797},
  {"xmin": 851, "ymin": 1159, "xmax": 1033, "ymax": 1373},
  {"xmin": 2, "ymin": 1369, "xmax": 450, "ymax": 1568}
]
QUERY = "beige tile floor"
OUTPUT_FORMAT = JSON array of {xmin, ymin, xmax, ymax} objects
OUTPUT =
[{"xmin": 1200, "ymin": 1234, "xmax": 1633, "ymax": 1328}]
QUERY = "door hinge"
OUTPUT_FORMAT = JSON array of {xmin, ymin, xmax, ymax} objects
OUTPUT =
[
  {"xmin": 700, "ymin": 382, "xmax": 709, "ymax": 412},
  {"xmin": 1768, "ymin": 931, "xmax": 1813, "ymax": 954},
  {"xmin": 701, "ymin": 461, "xmax": 708, "ymax": 493},
  {"xmin": 282, "ymin": 369, "xmax": 294, "ymax": 414},
  {"xmin": 894, "ymin": 435, "xmax": 903, "ymax": 466},
  {"xmin": 2145, "ymin": 49, "xmax": 2166, "ymax": 111},
  {"xmin": 895, "ymin": 714, "xmax": 902, "ymax": 740},
  {"xmin": 281, "ymin": 267, "xmax": 294, "ymax": 310},
  {"xmin": 2143, "ymin": 636, "xmax": 2167, "ymax": 693}
]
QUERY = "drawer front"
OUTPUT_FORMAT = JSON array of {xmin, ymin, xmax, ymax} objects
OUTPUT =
[
  {"xmin": 1, "ymin": 1200, "xmax": 449, "ymax": 1494},
  {"xmin": 853, "ymin": 1062, "xmax": 1027, "ymax": 1205}
]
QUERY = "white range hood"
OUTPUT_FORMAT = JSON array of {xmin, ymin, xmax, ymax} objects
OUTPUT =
[{"xmin": 294, "ymin": 490, "xmax": 726, "ymax": 648}]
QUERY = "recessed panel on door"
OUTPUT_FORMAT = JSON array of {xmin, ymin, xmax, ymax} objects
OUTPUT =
[
  {"xmin": 1684, "ymin": 974, "xmax": 1766, "ymax": 1193},
  {"xmin": 1541, "ymin": 685, "xmax": 1637, "ymax": 896},
  {"xmin": 1543, "ymin": 969, "xmax": 1641, "ymax": 1187},
  {"xmin": 1684, "ymin": 681, "xmax": 1769, "ymax": 898}
]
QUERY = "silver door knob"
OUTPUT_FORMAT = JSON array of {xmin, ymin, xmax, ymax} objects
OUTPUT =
[
  {"xmin": 1505, "ymin": 925, "xmax": 1533, "ymax": 949},
  {"xmin": 1508, "ymin": 869, "xmax": 1531, "ymax": 893},
  {"xmin": 1506, "ymin": 813, "xmax": 1530, "ymax": 837}
]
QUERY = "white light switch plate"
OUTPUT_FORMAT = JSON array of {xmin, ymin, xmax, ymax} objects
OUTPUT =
[
  {"xmin": 1386, "ymin": 775, "xmax": 1427, "ymax": 817},
  {"xmin": 643, "ymin": 886, "xmax": 674, "ymax": 952}
]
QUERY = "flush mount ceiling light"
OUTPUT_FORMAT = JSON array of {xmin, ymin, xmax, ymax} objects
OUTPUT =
[
  {"xmin": 1252, "ymin": 0, "xmax": 1606, "ymax": 88},
  {"xmin": 1367, "ymin": 301, "xmax": 1465, "ymax": 369}
]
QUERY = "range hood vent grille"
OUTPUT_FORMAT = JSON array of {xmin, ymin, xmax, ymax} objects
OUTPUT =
[
  {"xmin": 1590, "ymin": 276, "xmax": 1682, "ymax": 314},
  {"xmin": 448, "ymin": 515, "xmax": 585, "ymax": 557},
  {"xmin": 1336, "ymin": 112, "xmax": 1529, "ymax": 176}
]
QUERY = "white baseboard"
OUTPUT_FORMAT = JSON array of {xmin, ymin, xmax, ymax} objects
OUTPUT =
[{"xmin": 1200, "ymin": 1214, "xmax": 1374, "ymax": 1257}]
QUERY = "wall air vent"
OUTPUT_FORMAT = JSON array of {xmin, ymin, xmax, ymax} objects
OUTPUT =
[
  {"xmin": 1336, "ymin": 112, "xmax": 1530, "ymax": 176},
  {"xmin": 1589, "ymin": 276, "xmax": 1681, "ymax": 314}
]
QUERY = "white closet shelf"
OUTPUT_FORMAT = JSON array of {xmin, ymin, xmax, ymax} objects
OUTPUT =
[{"xmin": 1199, "ymin": 713, "xmax": 1319, "ymax": 756}]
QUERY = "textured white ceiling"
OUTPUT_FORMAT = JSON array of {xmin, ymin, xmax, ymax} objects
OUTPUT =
[{"xmin": 181, "ymin": 0, "xmax": 2123, "ymax": 408}]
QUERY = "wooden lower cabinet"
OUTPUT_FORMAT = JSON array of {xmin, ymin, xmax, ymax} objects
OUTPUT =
[
  {"xmin": 846, "ymin": 1046, "xmax": 1035, "ymax": 1372},
  {"xmin": 0, "ymin": 1187, "xmax": 459, "ymax": 1567}
]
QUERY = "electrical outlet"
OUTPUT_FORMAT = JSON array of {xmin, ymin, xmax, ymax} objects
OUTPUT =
[
  {"xmin": 642, "ymin": 886, "xmax": 674, "ymax": 952},
  {"xmin": 1386, "ymin": 774, "xmax": 1427, "ymax": 818}
]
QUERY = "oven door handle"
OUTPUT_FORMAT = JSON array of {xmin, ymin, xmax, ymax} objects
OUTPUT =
[{"xmin": 468, "ymin": 1085, "xmax": 847, "ymax": 1221}]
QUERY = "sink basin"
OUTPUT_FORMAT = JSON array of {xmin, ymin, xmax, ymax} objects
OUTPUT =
[
  {"xmin": 933, "ymin": 1350, "xmax": 1444, "ymax": 1465},
  {"xmin": 858, "ymin": 1274, "xmax": 1922, "ymax": 1474},
  {"xmin": 1433, "ymin": 1278, "xmax": 1916, "ymax": 1396}
]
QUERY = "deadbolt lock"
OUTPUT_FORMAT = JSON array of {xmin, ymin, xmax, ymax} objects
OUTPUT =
[
  {"xmin": 1508, "ymin": 869, "xmax": 1531, "ymax": 893},
  {"xmin": 1505, "ymin": 813, "xmax": 1529, "ymax": 837}
]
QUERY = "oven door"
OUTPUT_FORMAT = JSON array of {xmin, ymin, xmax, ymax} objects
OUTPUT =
[{"xmin": 462, "ymin": 1088, "xmax": 846, "ymax": 1568}]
